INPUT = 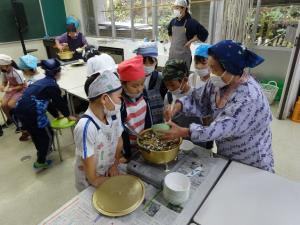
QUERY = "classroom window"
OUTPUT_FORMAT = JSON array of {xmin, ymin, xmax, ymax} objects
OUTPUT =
[
  {"xmin": 81, "ymin": 0, "xmax": 210, "ymax": 41},
  {"xmin": 252, "ymin": 0, "xmax": 300, "ymax": 47},
  {"xmin": 133, "ymin": 0, "xmax": 153, "ymax": 40}
]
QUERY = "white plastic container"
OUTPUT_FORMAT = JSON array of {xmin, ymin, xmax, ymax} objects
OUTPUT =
[
  {"xmin": 163, "ymin": 172, "xmax": 191, "ymax": 205},
  {"xmin": 180, "ymin": 140, "xmax": 194, "ymax": 153}
]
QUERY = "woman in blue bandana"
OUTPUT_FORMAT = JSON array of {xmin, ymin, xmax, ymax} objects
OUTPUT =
[{"xmin": 164, "ymin": 40, "xmax": 274, "ymax": 172}]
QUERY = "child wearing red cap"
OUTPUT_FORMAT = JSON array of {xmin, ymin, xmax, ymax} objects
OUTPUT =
[{"xmin": 117, "ymin": 55, "xmax": 153, "ymax": 159}]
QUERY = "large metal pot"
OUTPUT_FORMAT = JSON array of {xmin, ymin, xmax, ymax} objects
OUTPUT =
[
  {"xmin": 137, "ymin": 128, "xmax": 182, "ymax": 165},
  {"xmin": 57, "ymin": 51, "xmax": 74, "ymax": 60}
]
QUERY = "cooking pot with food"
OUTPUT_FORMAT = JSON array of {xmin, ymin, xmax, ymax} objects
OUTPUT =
[
  {"xmin": 137, "ymin": 128, "xmax": 182, "ymax": 164},
  {"xmin": 57, "ymin": 51, "xmax": 74, "ymax": 60}
]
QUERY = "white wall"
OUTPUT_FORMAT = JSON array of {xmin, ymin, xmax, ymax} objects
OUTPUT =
[
  {"xmin": 251, "ymin": 46, "xmax": 292, "ymax": 81},
  {"xmin": 64, "ymin": 0, "xmax": 84, "ymax": 33},
  {"xmin": 0, "ymin": 40, "xmax": 47, "ymax": 61}
]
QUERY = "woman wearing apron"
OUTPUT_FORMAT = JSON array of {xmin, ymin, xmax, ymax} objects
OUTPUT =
[{"xmin": 168, "ymin": 0, "xmax": 208, "ymax": 69}]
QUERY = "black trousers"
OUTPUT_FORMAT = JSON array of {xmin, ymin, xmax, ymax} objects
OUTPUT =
[{"xmin": 20, "ymin": 116, "xmax": 53, "ymax": 163}]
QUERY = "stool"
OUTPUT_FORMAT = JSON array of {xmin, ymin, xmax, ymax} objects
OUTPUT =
[
  {"xmin": 0, "ymin": 99, "xmax": 7, "ymax": 126},
  {"xmin": 50, "ymin": 118, "xmax": 76, "ymax": 161}
]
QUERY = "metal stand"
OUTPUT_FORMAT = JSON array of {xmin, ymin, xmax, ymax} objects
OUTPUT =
[{"xmin": 54, "ymin": 129, "xmax": 63, "ymax": 162}]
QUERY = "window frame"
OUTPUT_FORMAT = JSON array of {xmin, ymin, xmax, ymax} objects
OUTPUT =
[{"xmin": 82, "ymin": 0, "xmax": 213, "ymax": 41}]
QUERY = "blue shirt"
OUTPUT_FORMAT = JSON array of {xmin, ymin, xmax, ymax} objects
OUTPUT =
[{"xmin": 167, "ymin": 13, "xmax": 208, "ymax": 42}]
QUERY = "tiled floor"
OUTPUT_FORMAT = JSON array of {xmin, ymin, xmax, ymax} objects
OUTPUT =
[{"xmin": 0, "ymin": 105, "xmax": 299, "ymax": 225}]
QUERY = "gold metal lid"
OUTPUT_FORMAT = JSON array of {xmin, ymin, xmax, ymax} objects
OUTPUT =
[{"xmin": 92, "ymin": 175, "xmax": 145, "ymax": 217}]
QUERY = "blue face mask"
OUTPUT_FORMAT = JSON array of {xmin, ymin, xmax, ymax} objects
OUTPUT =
[{"xmin": 144, "ymin": 66, "xmax": 155, "ymax": 75}]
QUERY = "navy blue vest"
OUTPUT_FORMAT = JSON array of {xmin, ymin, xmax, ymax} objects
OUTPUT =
[{"xmin": 15, "ymin": 77, "xmax": 58, "ymax": 127}]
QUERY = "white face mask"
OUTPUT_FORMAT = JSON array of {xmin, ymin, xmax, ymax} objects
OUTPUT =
[
  {"xmin": 210, "ymin": 71, "xmax": 232, "ymax": 88},
  {"xmin": 195, "ymin": 68, "xmax": 209, "ymax": 77},
  {"xmin": 104, "ymin": 95, "xmax": 121, "ymax": 116},
  {"xmin": 144, "ymin": 66, "xmax": 155, "ymax": 75},
  {"xmin": 125, "ymin": 90, "xmax": 142, "ymax": 99},
  {"xmin": 173, "ymin": 9, "xmax": 181, "ymax": 18},
  {"xmin": 170, "ymin": 81, "xmax": 191, "ymax": 98}
]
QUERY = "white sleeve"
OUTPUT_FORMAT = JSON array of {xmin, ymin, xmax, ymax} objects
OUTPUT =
[{"xmin": 74, "ymin": 119, "xmax": 97, "ymax": 159}]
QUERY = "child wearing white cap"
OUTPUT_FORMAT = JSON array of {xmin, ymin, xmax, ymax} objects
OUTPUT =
[
  {"xmin": 74, "ymin": 70, "xmax": 124, "ymax": 191},
  {"xmin": 0, "ymin": 54, "xmax": 26, "ymax": 124}
]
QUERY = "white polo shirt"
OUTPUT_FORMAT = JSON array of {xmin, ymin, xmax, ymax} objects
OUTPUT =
[{"xmin": 74, "ymin": 108, "xmax": 123, "ymax": 191}]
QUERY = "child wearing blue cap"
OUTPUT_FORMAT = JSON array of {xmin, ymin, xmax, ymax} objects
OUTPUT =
[
  {"xmin": 133, "ymin": 42, "xmax": 167, "ymax": 124},
  {"xmin": 189, "ymin": 43, "xmax": 211, "ymax": 89},
  {"xmin": 19, "ymin": 55, "xmax": 45, "ymax": 86}
]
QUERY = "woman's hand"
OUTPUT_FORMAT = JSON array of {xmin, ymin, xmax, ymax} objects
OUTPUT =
[
  {"xmin": 184, "ymin": 40, "xmax": 192, "ymax": 48},
  {"xmin": 57, "ymin": 43, "xmax": 68, "ymax": 52},
  {"xmin": 57, "ymin": 44, "xmax": 64, "ymax": 52},
  {"xmin": 0, "ymin": 85, "xmax": 5, "ymax": 92},
  {"xmin": 107, "ymin": 164, "xmax": 120, "ymax": 177},
  {"xmin": 162, "ymin": 121, "xmax": 190, "ymax": 140},
  {"xmin": 163, "ymin": 102, "xmax": 182, "ymax": 122},
  {"xmin": 184, "ymin": 35, "xmax": 199, "ymax": 48}
]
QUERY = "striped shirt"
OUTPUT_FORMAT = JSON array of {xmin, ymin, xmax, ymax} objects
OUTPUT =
[{"xmin": 124, "ymin": 97, "xmax": 147, "ymax": 145}]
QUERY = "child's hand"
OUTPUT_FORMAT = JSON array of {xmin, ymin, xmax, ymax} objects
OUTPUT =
[
  {"xmin": 5, "ymin": 87, "xmax": 13, "ymax": 93},
  {"xmin": 0, "ymin": 85, "xmax": 4, "ymax": 92},
  {"xmin": 107, "ymin": 165, "xmax": 120, "ymax": 177},
  {"xmin": 163, "ymin": 102, "xmax": 182, "ymax": 122}
]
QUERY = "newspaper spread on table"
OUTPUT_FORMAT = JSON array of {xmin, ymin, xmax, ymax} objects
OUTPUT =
[{"xmin": 40, "ymin": 149, "xmax": 224, "ymax": 225}]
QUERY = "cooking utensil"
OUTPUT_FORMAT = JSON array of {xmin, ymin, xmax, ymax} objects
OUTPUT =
[
  {"xmin": 137, "ymin": 128, "xmax": 182, "ymax": 164},
  {"xmin": 57, "ymin": 51, "xmax": 74, "ymax": 60},
  {"xmin": 92, "ymin": 175, "xmax": 145, "ymax": 217},
  {"xmin": 124, "ymin": 122, "xmax": 144, "ymax": 140},
  {"xmin": 163, "ymin": 172, "xmax": 191, "ymax": 205}
]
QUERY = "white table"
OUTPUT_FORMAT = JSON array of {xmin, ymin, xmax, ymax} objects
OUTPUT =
[
  {"xmin": 193, "ymin": 162, "xmax": 300, "ymax": 225},
  {"xmin": 58, "ymin": 65, "xmax": 88, "ymax": 91},
  {"xmin": 39, "ymin": 149, "xmax": 229, "ymax": 225},
  {"xmin": 67, "ymin": 85, "xmax": 88, "ymax": 101},
  {"xmin": 56, "ymin": 64, "xmax": 87, "ymax": 114}
]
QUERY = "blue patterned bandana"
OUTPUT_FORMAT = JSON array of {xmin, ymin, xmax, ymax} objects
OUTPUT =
[{"xmin": 208, "ymin": 40, "xmax": 264, "ymax": 76}]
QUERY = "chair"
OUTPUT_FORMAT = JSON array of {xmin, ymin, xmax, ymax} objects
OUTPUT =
[
  {"xmin": 50, "ymin": 118, "xmax": 76, "ymax": 161},
  {"xmin": 0, "ymin": 98, "xmax": 7, "ymax": 126}
]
